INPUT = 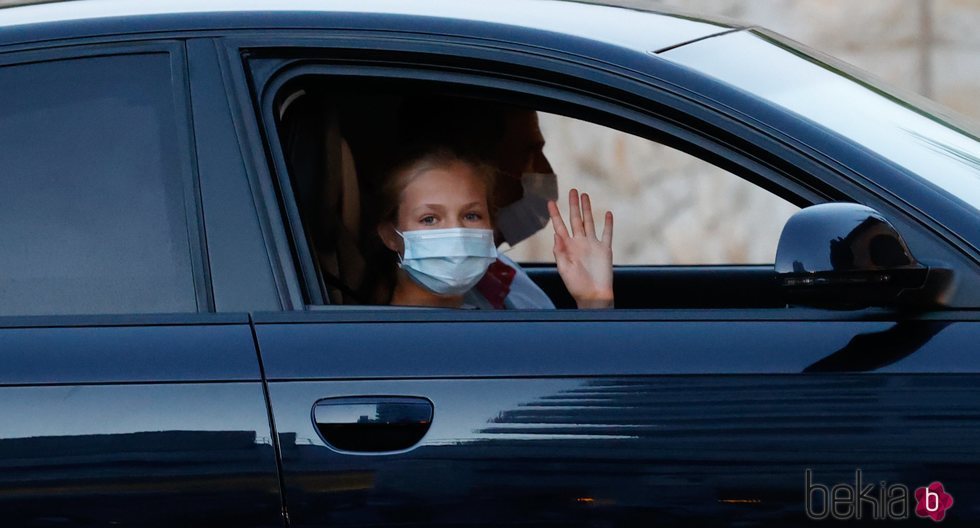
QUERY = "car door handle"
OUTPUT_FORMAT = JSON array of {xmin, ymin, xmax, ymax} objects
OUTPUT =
[{"xmin": 312, "ymin": 396, "xmax": 433, "ymax": 453}]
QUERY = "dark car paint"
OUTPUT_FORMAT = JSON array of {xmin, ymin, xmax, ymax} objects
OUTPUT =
[
  {"xmin": 0, "ymin": 315, "xmax": 284, "ymax": 527},
  {"xmin": 0, "ymin": 2, "xmax": 978, "ymax": 527},
  {"xmin": 252, "ymin": 311, "xmax": 980, "ymax": 526},
  {"xmin": 268, "ymin": 375, "xmax": 980, "ymax": 526}
]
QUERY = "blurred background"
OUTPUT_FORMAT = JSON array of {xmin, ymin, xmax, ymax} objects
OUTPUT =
[
  {"xmin": 656, "ymin": 0, "xmax": 979, "ymax": 119},
  {"xmin": 3, "ymin": 0, "xmax": 977, "ymax": 265},
  {"xmin": 510, "ymin": 0, "xmax": 980, "ymax": 265}
]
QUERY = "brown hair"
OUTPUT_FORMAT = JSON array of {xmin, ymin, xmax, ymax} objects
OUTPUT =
[{"xmin": 377, "ymin": 143, "xmax": 497, "ymax": 225}]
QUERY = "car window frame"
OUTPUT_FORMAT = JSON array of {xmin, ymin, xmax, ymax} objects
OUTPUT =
[
  {"xmin": 0, "ymin": 39, "xmax": 214, "ymax": 315},
  {"xmin": 222, "ymin": 31, "xmax": 978, "ymax": 312},
  {"xmin": 246, "ymin": 61, "xmax": 829, "ymax": 311},
  {"xmin": 258, "ymin": 66, "xmax": 826, "ymax": 308}
]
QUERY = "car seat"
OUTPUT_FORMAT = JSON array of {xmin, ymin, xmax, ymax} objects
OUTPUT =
[{"xmin": 278, "ymin": 90, "xmax": 366, "ymax": 304}]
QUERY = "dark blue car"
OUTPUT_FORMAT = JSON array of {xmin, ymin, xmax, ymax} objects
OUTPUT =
[{"xmin": 1, "ymin": 0, "xmax": 978, "ymax": 526}]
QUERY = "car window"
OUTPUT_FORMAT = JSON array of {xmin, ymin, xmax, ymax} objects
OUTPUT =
[
  {"xmin": 506, "ymin": 113, "xmax": 800, "ymax": 265},
  {"xmin": 267, "ymin": 83, "xmax": 801, "ymax": 308},
  {"xmin": 0, "ymin": 52, "xmax": 202, "ymax": 316}
]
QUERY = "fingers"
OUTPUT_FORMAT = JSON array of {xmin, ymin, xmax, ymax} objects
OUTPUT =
[
  {"xmin": 601, "ymin": 211, "xmax": 614, "ymax": 248},
  {"xmin": 554, "ymin": 189, "xmax": 609, "ymax": 244},
  {"xmin": 581, "ymin": 192, "xmax": 596, "ymax": 239},
  {"xmin": 568, "ymin": 188, "xmax": 585, "ymax": 237},
  {"xmin": 547, "ymin": 200, "xmax": 569, "ymax": 239}
]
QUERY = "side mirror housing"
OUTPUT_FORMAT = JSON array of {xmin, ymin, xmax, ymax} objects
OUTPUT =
[{"xmin": 775, "ymin": 203, "xmax": 951, "ymax": 308}]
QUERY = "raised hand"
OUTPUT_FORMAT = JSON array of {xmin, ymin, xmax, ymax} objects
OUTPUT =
[{"xmin": 547, "ymin": 188, "xmax": 614, "ymax": 309}]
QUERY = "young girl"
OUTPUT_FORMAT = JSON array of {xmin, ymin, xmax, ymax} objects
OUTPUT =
[{"xmin": 376, "ymin": 144, "xmax": 613, "ymax": 309}]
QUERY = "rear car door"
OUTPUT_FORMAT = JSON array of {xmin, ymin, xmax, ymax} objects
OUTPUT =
[
  {"xmin": 227, "ymin": 31, "xmax": 980, "ymax": 526},
  {"xmin": 0, "ymin": 42, "xmax": 282, "ymax": 526}
]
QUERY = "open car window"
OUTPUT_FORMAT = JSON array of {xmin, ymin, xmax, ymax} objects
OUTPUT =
[{"xmin": 268, "ymin": 80, "xmax": 803, "ymax": 310}]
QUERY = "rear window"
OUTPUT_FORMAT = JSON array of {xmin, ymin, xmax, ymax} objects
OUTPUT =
[{"xmin": 0, "ymin": 52, "xmax": 203, "ymax": 316}]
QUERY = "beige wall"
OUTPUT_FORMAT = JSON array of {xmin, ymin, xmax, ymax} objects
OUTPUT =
[
  {"xmin": 507, "ymin": 115, "xmax": 802, "ymax": 264},
  {"xmin": 652, "ymin": 0, "xmax": 980, "ymax": 121}
]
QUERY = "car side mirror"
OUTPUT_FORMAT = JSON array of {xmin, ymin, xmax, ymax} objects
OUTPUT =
[{"xmin": 775, "ymin": 203, "xmax": 952, "ymax": 309}]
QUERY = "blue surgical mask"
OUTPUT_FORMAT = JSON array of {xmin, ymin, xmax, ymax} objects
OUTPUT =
[
  {"xmin": 397, "ymin": 227, "xmax": 497, "ymax": 296},
  {"xmin": 496, "ymin": 172, "xmax": 559, "ymax": 246}
]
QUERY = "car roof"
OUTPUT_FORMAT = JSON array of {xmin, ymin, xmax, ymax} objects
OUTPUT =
[{"xmin": 0, "ymin": 0, "xmax": 737, "ymax": 52}]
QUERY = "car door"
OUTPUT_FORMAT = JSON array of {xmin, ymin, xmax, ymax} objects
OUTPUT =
[
  {"xmin": 225, "ymin": 30, "xmax": 980, "ymax": 526},
  {"xmin": 250, "ymin": 310, "xmax": 980, "ymax": 527},
  {"xmin": 0, "ymin": 41, "xmax": 282, "ymax": 526}
]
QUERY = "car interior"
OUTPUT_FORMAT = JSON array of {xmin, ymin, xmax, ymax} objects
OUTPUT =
[{"xmin": 272, "ymin": 77, "xmax": 794, "ymax": 310}]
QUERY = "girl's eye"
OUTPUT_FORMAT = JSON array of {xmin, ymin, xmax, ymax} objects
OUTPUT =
[
  {"xmin": 420, "ymin": 215, "xmax": 437, "ymax": 225},
  {"xmin": 464, "ymin": 212, "xmax": 482, "ymax": 221}
]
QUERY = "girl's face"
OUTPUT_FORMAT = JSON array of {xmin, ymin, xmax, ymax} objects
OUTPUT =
[
  {"xmin": 397, "ymin": 161, "xmax": 492, "ymax": 232},
  {"xmin": 381, "ymin": 160, "xmax": 492, "ymax": 254}
]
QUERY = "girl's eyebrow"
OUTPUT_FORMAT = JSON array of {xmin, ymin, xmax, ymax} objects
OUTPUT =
[
  {"xmin": 411, "ymin": 204, "xmax": 447, "ymax": 213},
  {"xmin": 410, "ymin": 202, "xmax": 483, "ymax": 213}
]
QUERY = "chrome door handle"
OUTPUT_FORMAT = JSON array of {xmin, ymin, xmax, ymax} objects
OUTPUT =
[{"xmin": 312, "ymin": 396, "xmax": 433, "ymax": 453}]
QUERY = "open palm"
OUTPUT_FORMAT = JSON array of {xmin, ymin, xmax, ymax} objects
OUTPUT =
[{"xmin": 548, "ymin": 189, "xmax": 614, "ymax": 309}]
